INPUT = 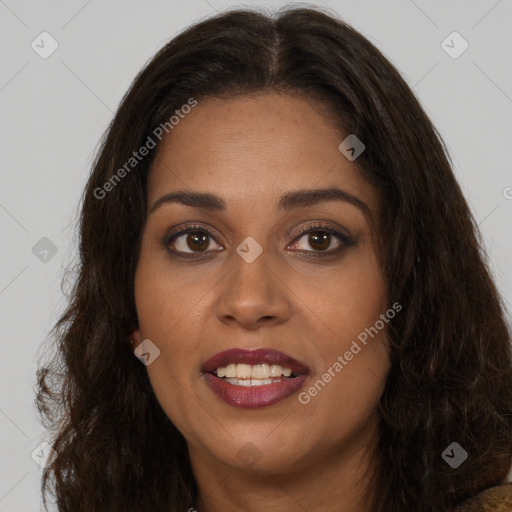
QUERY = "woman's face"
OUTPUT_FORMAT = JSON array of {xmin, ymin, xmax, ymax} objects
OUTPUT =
[{"xmin": 133, "ymin": 92, "xmax": 391, "ymax": 475}]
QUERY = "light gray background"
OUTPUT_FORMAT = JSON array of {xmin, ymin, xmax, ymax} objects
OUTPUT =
[{"xmin": 1, "ymin": 0, "xmax": 511, "ymax": 510}]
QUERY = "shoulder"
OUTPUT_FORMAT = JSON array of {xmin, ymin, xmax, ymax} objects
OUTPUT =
[{"xmin": 454, "ymin": 483, "xmax": 512, "ymax": 511}]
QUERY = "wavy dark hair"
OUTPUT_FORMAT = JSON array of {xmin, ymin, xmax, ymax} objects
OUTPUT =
[{"xmin": 35, "ymin": 5, "xmax": 512, "ymax": 511}]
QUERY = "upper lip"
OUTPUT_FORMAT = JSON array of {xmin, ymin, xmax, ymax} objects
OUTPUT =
[{"xmin": 202, "ymin": 348, "xmax": 310, "ymax": 375}]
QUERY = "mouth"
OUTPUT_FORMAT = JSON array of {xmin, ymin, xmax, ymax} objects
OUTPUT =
[{"xmin": 202, "ymin": 348, "xmax": 310, "ymax": 408}]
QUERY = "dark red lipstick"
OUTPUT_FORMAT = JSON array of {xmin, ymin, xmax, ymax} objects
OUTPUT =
[{"xmin": 202, "ymin": 348, "xmax": 310, "ymax": 409}]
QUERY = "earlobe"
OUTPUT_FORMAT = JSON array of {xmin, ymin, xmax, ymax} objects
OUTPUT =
[{"xmin": 129, "ymin": 328, "xmax": 142, "ymax": 346}]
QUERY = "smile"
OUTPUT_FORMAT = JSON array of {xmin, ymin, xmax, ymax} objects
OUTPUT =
[{"xmin": 202, "ymin": 348, "xmax": 310, "ymax": 408}]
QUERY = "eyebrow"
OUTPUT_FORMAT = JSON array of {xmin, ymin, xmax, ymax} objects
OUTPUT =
[{"xmin": 149, "ymin": 187, "xmax": 372, "ymax": 218}]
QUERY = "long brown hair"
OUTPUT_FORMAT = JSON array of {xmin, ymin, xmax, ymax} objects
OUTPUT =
[{"xmin": 35, "ymin": 5, "xmax": 512, "ymax": 511}]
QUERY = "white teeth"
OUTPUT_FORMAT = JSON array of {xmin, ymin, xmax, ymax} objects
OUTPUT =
[
  {"xmin": 251, "ymin": 363, "xmax": 269, "ymax": 379},
  {"xmin": 224, "ymin": 377, "xmax": 280, "ymax": 386},
  {"xmin": 270, "ymin": 364, "xmax": 282, "ymax": 377},
  {"xmin": 225, "ymin": 364, "xmax": 237, "ymax": 378},
  {"xmin": 236, "ymin": 364, "xmax": 252, "ymax": 379},
  {"xmin": 214, "ymin": 363, "xmax": 294, "ymax": 379}
]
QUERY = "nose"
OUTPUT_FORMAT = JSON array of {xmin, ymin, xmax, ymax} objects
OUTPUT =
[{"xmin": 214, "ymin": 247, "xmax": 292, "ymax": 330}]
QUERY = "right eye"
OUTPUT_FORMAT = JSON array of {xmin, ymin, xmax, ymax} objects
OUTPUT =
[{"xmin": 164, "ymin": 224, "xmax": 223, "ymax": 256}]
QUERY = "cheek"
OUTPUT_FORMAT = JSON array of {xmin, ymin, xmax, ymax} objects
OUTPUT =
[
  {"xmin": 134, "ymin": 256, "xmax": 206, "ymax": 437},
  {"xmin": 133, "ymin": 249, "xmax": 200, "ymax": 389},
  {"xmin": 291, "ymin": 245, "xmax": 387, "ymax": 342},
  {"xmin": 134, "ymin": 239, "xmax": 208, "ymax": 342},
  {"xmin": 293, "ymin": 246, "xmax": 390, "ymax": 404},
  {"xmin": 134, "ymin": 279, "xmax": 199, "ymax": 367}
]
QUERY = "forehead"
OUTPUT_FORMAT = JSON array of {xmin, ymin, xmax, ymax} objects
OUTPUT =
[{"xmin": 147, "ymin": 93, "xmax": 378, "ymax": 218}]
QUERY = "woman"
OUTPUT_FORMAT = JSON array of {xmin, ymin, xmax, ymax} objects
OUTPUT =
[{"xmin": 35, "ymin": 5, "xmax": 512, "ymax": 511}]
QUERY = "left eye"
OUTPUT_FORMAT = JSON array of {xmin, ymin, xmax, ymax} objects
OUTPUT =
[{"xmin": 289, "ymin": 229, "xmax": 344, "ymax": 253}]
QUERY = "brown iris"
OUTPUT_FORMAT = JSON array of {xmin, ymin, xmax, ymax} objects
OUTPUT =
[
  {"xmin": 187, "ymin": 231, "xmax": 209, "ymax": 251},
  {"xmin": 308, "ymin": 231, "xmax": 330, "ymax": 251}
]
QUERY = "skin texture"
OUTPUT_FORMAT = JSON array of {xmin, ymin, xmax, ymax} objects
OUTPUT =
[{"xmin": 131, "ymin": 92, "xmax": 392, "ymax": 512}]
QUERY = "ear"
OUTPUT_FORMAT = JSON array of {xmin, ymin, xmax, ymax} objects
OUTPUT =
[
  {"xmin": 130, "ymin": 329, "xmax": 142, "ymax": 344},
  {"xmin": 129, "ymin": 321, "xmax": 142, "ymax": 346}
]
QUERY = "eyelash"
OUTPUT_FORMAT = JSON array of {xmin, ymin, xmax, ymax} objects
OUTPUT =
[{"xmin": 162, "ymin": 222, "xmax": 355, "ymax": 260}]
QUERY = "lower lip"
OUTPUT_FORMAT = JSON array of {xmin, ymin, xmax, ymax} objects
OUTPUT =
[{"xmin": 202, "ymin": 373, "xmax": 308, "ymax": 409}]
